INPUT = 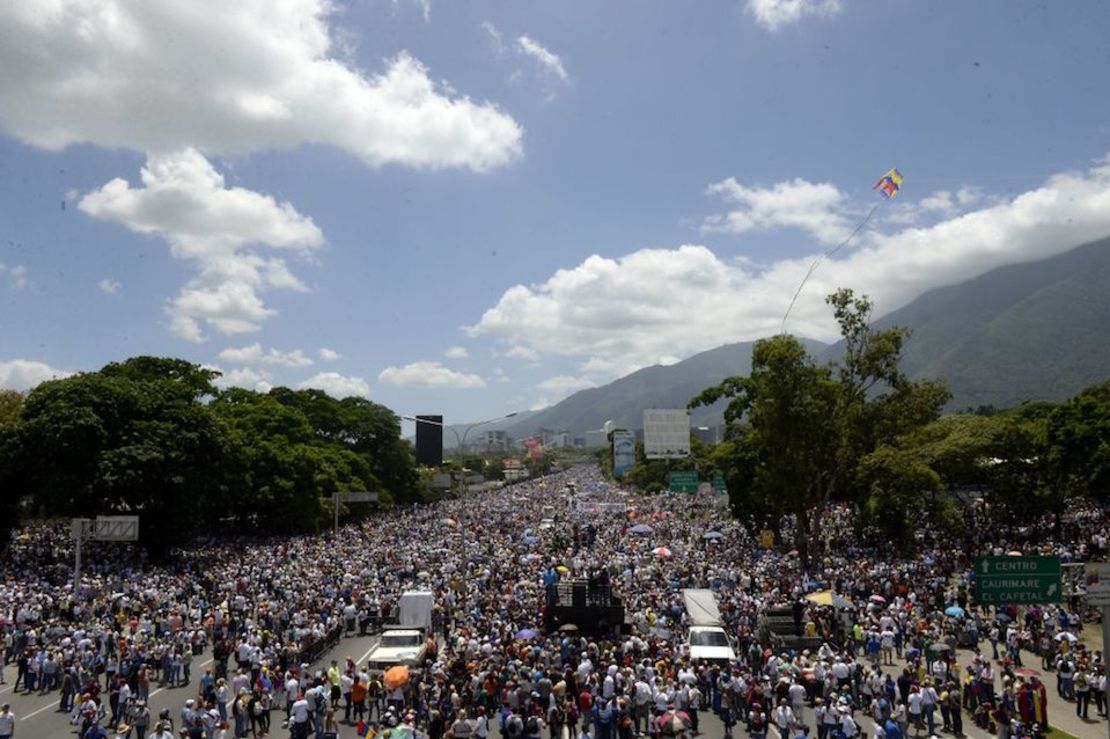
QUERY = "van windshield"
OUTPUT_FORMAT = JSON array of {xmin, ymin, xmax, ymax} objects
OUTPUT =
[
  {"xmin": 689, "ymin": 631, "xmax": 730, "ymax": 647},
  {"xmin": 382, "ymin": 634, "xmax": 421, "ymax": 647}
]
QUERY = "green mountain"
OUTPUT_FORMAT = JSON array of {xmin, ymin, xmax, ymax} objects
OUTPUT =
[
  {"xmin": 504, "ymin": 338, "xmax": 829, "ymax": 438},
  {"xmin": 506, "ymin": 237, "xmax": 1110, "ymax": 438},
  {"xmin": 865, "ymin": 236, "xmax": 1110, "ymax": 410}
]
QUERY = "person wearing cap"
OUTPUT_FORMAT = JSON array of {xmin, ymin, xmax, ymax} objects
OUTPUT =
[
  {"xmin": 0, "ymin": 704, "xmax": 13, "ymax": 739},
  {"xmin": 129, "ymin": 699, "xmax": 151, "ymax": 739}
]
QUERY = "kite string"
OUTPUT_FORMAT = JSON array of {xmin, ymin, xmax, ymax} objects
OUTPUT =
[{"xmin": 780, "ymin": 202, "xmax": 881, "ymax": 334}]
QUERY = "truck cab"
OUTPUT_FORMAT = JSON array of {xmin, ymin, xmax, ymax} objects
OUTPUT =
[
  {"xmin": 682, "ymin": 588, "xmax": 736, "ymax": 667},
  {"xmin": 366, "ymin": 625, "xmax": 428, "ymax": 672},
  {"xmin": 366, "ymin": 590, "xmax": 435, "ymax": 673}
]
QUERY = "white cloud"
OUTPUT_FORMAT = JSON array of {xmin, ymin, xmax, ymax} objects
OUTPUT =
[
  {"xmin": 516, "ymin": 36, "xmax": 569, "ymax": 83},
  {"xmin": 378, "ymin": 361, "xmax": 486, "ymax": 389},
  {"xmin": 298, "ymin": 371, "xmax": 371, "ymax": 398},
  {"xmin": 0, "ymin": 359, "xmax": 72, "ymax": 391},
  {"xmin": 0, "ymin": 0, "xmax": 521, "ymax": 172},
  {"xmin": 493, "ymin": 367, "xmax": 510, "ymax": 383},
  {"xmin": 213, "ymin": 365, "xmax": 274, "ymax": 393},
  {"xmin": 471, "ymin": 155, "xmax": 1110, "ymax": 375},
  {"xmin": 218, "ymin": 343, "xmax": 314, "ymax": 368},
  {"xmin": 481, "ymin": 21, "xmax": 505, "ymax": 55},
  {"xmin": 703, "ymin": 177, "xmax": 853, "ymax": 245},
  {"xmin": 79, "ymin": 149, "xmax": 323, "ymax": 341},
  {"xmin": 747, "ymin": 0, "xmax": 842, "ymax": 31},
  {"xmin": 98, "ymin": 278, "xmax": 121, "ymax": 295},
  {"xmin": 443, "ymin": 346, "xmax": 469, "ymax": 359},
  {"xmin": 956, "ymin": 186, "xmax": 983, "ymax": 206},
  {"xmin": 531, "ymin": 374, "xmax": 597, "ymax": 410},
  {"xmin": 318, "ymin": 348, "xmax": 342, "ymax": 361},
  {"xmin": 505, "ymin": 345, "xmax": 540, "ymax": 362},
  {"xmin": 919, "ymin": 190, "xmax": 955, "ymax": 213},
  {"xmin": 0, "ymin": 264, "xmax": 28, "ymax": 289}
]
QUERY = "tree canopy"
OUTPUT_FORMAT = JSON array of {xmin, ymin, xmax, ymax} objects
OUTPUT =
[
  {"xmin": 689, "ymin": 290, "xmax": 950, "ymax": 566},
  {"xmin": 0, "ymin": 356, "xmax": 420, "ymax": 552}
]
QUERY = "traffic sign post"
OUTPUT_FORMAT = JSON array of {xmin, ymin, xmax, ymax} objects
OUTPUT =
[
  {"xmin": 332, "ymin": 491, "xmax": 380, "ymax": 535},
  {"xmin": 668, "ymin": 471, "xmax": 699, "ymax": 493},
  {"xmin": 974, "ymin": 556, "xmax": 1062, "ymax": 605},
  {"xmin": 712, "ymin": 474, "xmax": 727, "ymax": 493},
  {"xmin": 72, "ymin": 516, "xmax": 139, "ymax": 594}
]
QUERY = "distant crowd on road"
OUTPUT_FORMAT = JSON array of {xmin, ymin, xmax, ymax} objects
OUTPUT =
[{"xmin": 0, "ymin": 465, "xmax": 1107, "ymax": 739}]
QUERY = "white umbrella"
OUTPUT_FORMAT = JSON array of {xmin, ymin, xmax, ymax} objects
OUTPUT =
[{"xmin": 1054, "ymin": 632, "xmax": 1079, "ymax": 642}]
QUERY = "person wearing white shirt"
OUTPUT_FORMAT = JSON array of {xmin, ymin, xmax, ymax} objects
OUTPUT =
[
  {"xmin": 906, "ymin": 688, "xmax": 923, "ymax": 733},
  {"xmin": 788, "ymin": 681, "xmax": 807, "ymax": 726},
  {"xmin": 0, "ymin": 704, "xmax": 14, "ymax": 739},
  {"xmin": 772, "ymin": 700, "xmax": 795, "ymax": 739},
  {"xmin": 839, "ymin": 708, "xmax": 859, "ymax": 738}
]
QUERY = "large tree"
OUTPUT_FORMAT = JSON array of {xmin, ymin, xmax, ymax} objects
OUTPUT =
[
  {"xmin": 689, "ymin": 289, "xmax": 949, "ymax": 567},
  {"xmin": 1046, "ymin": 381, "xmax": 1110, "ymax": 503},
  {"xmin": 2, "ymin": 358, "xmax": 233, "ymax": 552},
  {"xmin": 266, "ymin": 388, "xmax": 418, "ymax": 504},
  {"xmin": 211, "ymin": 389, "xmax": 377, "ymax": 532}
]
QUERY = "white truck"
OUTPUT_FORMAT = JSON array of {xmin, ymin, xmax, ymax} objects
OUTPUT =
[
  {"xmin": 682, "ymin": 588, "xmax": 736, "ymax": 667},
  {"xmin": 366, "ymin": 590, "xmax": 435, "ymax": 673}
]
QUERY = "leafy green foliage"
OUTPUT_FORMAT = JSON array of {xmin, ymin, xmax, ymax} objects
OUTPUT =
[
  {"xmin": 691, "ymin": 289, "xmax": 949, "ymax": 565},
  {"xmin": 0, "ymin": 356, "xmax": 419, "ymax": 551}
]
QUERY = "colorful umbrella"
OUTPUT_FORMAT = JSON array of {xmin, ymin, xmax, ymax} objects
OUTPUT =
[
  {"xmin": 515, "ymin": 628, "xmax": 539, "ymax": 640},
  {"xmin": 703, "ymin": 531, "xmax": 725, "ymax": 540},
  {"xmin": 556, "ymin": 565, "xmax": 570, "ymax": 574},
  {"xmin": 384, "ymin": 665, "xmax": 410, "ymax": 690},
  {"xmin": 630, "ymin": 524, "xmax": 654, "ymax": 535},
  {"xmin": 658, "ymin": 710, "xmax": 690, "ymax": 734},
  {"xmin": 653, "ymin": 546, "xmax": 673, "ymax": 558},
  {"xmin": 945, "ymin": 605, "xmax": 965, "ymax": 618}
]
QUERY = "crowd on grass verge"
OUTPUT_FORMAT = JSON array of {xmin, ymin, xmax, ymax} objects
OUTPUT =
[{"xmin": 0, "ymin": 465, "xmax": 1107, "ymax": 739}]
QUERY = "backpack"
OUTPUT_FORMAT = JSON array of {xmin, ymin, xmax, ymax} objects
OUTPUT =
[
  {"xmin": 507, "ymin": 715, "xmax": 524, "ymax": 738},
  {"xmin": 526, "ymin": 716, "xmax": 540, "ymax": 735},
  {"xmin": 751, "ymin": 712, "xmax": 765, "ymax": 732}
]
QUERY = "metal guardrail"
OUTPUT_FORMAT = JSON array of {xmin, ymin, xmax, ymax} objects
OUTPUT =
[{"xmin": 297, "ymin": 622, "xmax": 343, "ymax": 666}]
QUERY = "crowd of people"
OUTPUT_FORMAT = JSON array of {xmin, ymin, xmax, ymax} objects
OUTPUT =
[{"xmin": 0, "ymin": 465, "xmax": 1107, "ymax": 739}]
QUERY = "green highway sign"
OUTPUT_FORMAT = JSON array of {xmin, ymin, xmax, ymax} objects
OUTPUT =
[
  {"xmin": 668, "ymin": 470, "xmax": 699, "ymax": 493},
  {"xmin": 712, "ymin": 474, "xmax": 727, "ymax": 492},
  {"xmin": 974, "ymin": 556, "xmax": 1061, "ymax": 605}
]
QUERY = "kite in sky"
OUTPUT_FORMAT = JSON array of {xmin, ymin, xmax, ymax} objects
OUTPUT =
[
  {"xmin": 781, "ymin": 168, "xmax": 904, "ymax": 332},
  {"xmin": 872, "ymin": 168, "xmax": 904, "ymax": 200}
]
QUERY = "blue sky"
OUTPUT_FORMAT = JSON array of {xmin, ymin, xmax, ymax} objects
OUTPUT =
[{"xmin": 2, "ymin": 0, "xmax": 1110, "ymax": 429}]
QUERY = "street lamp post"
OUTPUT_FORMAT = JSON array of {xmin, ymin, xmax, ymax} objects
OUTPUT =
[
  {"xmin": 403, "ymin": 412, "xmax": 519, "ymax": 497},
  {"xmin": 402, "ymin": 412, "xmax": 519, "ymax": 456}
]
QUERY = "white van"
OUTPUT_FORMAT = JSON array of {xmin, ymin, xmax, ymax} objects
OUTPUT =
[{"xmin": 682, "ymin": 589, "xmax": 736, "ymax": 667}]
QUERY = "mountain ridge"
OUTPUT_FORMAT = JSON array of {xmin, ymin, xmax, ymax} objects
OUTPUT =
[{"xmin": 503, "ymin": 237, "xmax": 1110, "ymax": 438}]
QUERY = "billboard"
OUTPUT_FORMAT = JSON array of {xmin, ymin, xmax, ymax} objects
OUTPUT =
[
  {"xmin": 612, "ymin": 430, "xmax": 636, "ymax": 476},
  {"xmin": 415, "ymin": 415, "xmax": 443, "ymax": 467},
  {"xmin": 643, "ymin": 409, "xmax": 691, "ymax": 459}
]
